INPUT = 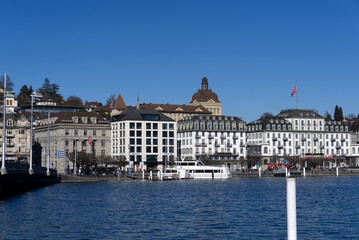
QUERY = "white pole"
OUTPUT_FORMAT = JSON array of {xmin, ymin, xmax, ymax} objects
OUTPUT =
[
  {"xmin": 303, "ymin": 167, "xmax": 306, "ymax": 177},
  {"xmin": 160, "ymin": 170, "xmax": 163, "ymax": 181},
  {"xmin": 336, "ymin": 167, "xmax": 339, "ymax": 176},
  {"xmin": 285, "ymin": 167, "xmax": 288, "ymax": 178},
  {"xmin": 117, "ymin": 168, "xmax": 120, "ymax": 181},
  {"xmin": 150, "ymin": 170, "xmax": 152, "ymax": 181},
  {"xmin": 46, "ymin": 112, "xmax": 50, "ymax": 176},
  {"xmin": 142, "ymin": 169, "xmax": 145, "ymax": 180},
  {"xmin": 287, "ymin": 178, "xmax": 297, "ymax": 240},
  {"xmin": 1, "ymin": 73, "xmax": 7, "ymax": 175},
  {"xmin": 259, "ymin": 166, "xmax": 261, "ymax": 177},
  {"xmin": 29, "ymin": 94, "xmax": 34, "ymax": 175}
]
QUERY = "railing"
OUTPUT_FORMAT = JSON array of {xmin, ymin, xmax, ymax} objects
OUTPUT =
[
  {"xmin": 208, "ymin": 135, "xmax": 214, "ymax": 139},
  {"xmin": 220, "ymin": 135, "xmax": 226, "ymax": 139},
  {"xmin": 331, "ymin": 138, "xmax": 336, "ymax": 142},
  {"xmin": 195, "ymin": 135, "xmax": 201, "ymax": 139},
  {"xmin": 313, "ymin": 138, "xmax": 318, "ymax": 142},
  {"xmin": 283, "ymin": 137, "xmax": 288, "ymax": 141},
  {"xmin": 272, "ymin": 137, "xmax": 278, "ymax": 141}
]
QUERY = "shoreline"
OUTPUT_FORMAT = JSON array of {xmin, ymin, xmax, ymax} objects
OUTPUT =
[{"xmin": 60, "ymin": 170, "xmax": 359, "ymax": 183}]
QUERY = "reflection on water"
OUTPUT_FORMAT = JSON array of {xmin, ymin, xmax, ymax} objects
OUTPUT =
[{"xmin": 1, "ymin": 177, "xmax": 359, "ymax": 239}]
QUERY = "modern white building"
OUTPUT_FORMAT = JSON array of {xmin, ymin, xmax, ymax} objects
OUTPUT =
[
  {"xmin": 111, "ymin": 109, "xmax": 176, "ymax": 171},
  {"xmin": 177, "ymin": 115, "xmax": 246, "ymax": 162}
]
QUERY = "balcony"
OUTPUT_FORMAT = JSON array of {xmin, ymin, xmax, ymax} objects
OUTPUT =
[
  {"xmin": 201, "ymin": 143, "xmax": 207, "ymax": 147},
  {"xmin": 331, "ymin": 138, "xmax": 336, "ymax": 142},
  {"xmin": 301, "ymin": 137, "xmax": 306, "ymax": 141},
  {"xmin": 278, "ymin": 145, "xmax": 284, "ymax": 150},
  {"xmin": 214, "ymin": 143, "xmax": 220, "ymax": 147},
  {"xmin": 195, "ymin": 135, "xmax": 201, "ymax": 139},
  {"xmin": 226, "ymin": 143, "xmax": 232, "ymax": 147},
  {"xmin": 232, "ymin": 136, "xmax": 238, "ymax": 140},
  {"xmin": 7, "ymin": 133, "xmax": 15, "ymax": 138},
  {"xmin": 272, "ymin": 137, "xmax": 278, "ymax": 141},
  {"xmin": 208, "ymin": 134, "xmax": 214, "ymax": 139},
  {"xmin": 341, "ymin": 138, "xmax": 345, "ymax": 142},
  {"xmin": 295, "ymin": 145, "xmax": 300, "ymax": 149},
  {"xmin": 7, "ymin": 142, "xmax": 15, "ymax": 147},
  {"xmin": 320, "ymin": 145, "xmax": 325, "ymax": 149},
  {"xmin": 283, "ymin": 137, "xmax": 288, "ymax": 142},
  {"xmin": 240, "ymin": 143, "xmax": 245, "ymax": 147},
  {"xmin": 336, "ymin": 145, "xmax": 341, "ymax": 150},
  {"xmin": 220, "ymin": 134, "xmax": 226, "ymax": 139},
  {"xmin": 313, "ymin": 138, "xmax": 318, "ymax": 142}
]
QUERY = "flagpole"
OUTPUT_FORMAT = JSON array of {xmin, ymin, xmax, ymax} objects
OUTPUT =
[{"xmin": 296, "ymin": 85, "xmax": 298, "ymax": 109}]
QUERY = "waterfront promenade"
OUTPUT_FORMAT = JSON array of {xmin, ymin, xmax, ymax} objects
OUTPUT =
[{"xmin": 60, "ymin": 168, "xmax": 359, "ymax": 183}]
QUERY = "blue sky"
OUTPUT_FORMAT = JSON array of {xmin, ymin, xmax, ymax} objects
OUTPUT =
[{"xmin": 1, "ymin": 0, "xmax": 358, "ymax": 122}]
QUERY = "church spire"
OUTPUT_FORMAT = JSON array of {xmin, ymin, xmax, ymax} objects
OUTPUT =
[
  {"xmin": 136, "ymin": 96, "xmax": 140, "ymax": 110},
  {"xmin": 201, "ymin": 76, "xmax": 208, "ymax": 90}
]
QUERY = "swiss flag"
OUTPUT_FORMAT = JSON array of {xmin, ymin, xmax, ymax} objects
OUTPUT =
[
  {"xmin": 109, "ymin": 102, "xmax": 113, "ymax": 110},
  {"xmin": 291, "ymin": 84, "xmax": 297, "ymax": 97},
  {"xmin": 88, "ymin": 136, "xmax": 92, "ymax": 146}
]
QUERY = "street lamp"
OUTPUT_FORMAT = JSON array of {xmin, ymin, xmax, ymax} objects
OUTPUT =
[
  {"xmin": 1, "ymin": 73, "xmax": 7, "ymax": 175},
  {"xmin": 29, "ymin": 92, "xmax": 42, "ymax": 175}
]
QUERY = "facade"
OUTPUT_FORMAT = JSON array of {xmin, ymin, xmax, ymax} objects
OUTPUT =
[
  {"xmin": 34, "ymin": 111, "xmax": 111, "ymax": 174},
  {"xmin": 0, "ymin": 91, "xmax": 18, "ymax": 113},
  {"xmin": 190, "ymin": 77, "xmax": 221, "ymax": 115},
  {"xmin": 0, "ymin": 113, "xmax": 31, "ymax": 162},
  {"xmin": 137, "ymin": 103, "xmax": 211, "ymax": 121},
  {"xmin": 247, "ymin": 109, "xmax": 354, "ymax": 166},
  {"xmin": 177, "ymin": 115, "xmax": 246, "ymax": 162},
  {"xmin": 111, "ymin": 109, "xmax": 177, "ymax": 171}
]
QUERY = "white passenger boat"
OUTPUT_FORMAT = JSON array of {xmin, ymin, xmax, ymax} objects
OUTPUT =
[{"xmin": 164, "ymin": 160, "xmax": 231, "ymax": 179}]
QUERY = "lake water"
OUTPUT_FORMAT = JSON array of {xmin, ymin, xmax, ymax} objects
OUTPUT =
[{"xmin": 1, "ymin": 176, "xmax": 359, "ymax": 239}]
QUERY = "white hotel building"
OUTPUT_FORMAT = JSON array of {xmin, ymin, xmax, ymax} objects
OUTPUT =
[
  {"xmin": 177, "ymin": 115, "xmax": 246, "ymax": 161},
  {"xmin": 247, "ymin": 109, "xmax": 357, "ymax": 166},
  {"xmin": 111, "ymin": 109, "xmax": 176, "ymax": 171}
]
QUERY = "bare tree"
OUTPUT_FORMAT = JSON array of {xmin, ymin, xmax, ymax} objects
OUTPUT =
[
  {"xmin": 260, "ymin": 112, "xmax": 274, "ymax": 118},
  {"xmin": 65, "ymin": 96, "xmax": 83, "ymax": 106},
  {"xmin": 106, "ymin": 94, "xmax": 116, "ymax": 106}
]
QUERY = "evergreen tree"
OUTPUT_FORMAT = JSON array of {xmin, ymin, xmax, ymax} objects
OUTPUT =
[
  {"xmin": 38, "ymin": 78, "xmax": 63, "ymax": 104},
  {"xmin": 17, "ymin": 84, "xmax": 33, "ymax": 106},
  {"xmin": 339, "ymin": 107, "xmax": 344, "ymax": 121},
  {"xmin": 352, "ymin": 115, "xmax": 359, "ymax": 132},
  {"xmin": 334, "ymin": 105, "xmax": 339, "ymax": 121}
]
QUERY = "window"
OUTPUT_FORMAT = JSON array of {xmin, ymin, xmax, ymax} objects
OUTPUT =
[
  {"xmin": 146, "ymin": 123, "xmax": 151, "ymax": 129},
  {"xmin": 130, "ymin": 138, "xmax": 135, "ymax": 145},
  {"xmin": 153, "ymin": 147, "xmax": 158, "ymax": 153},
  {"xmin": 153, "ymin": 131, "xmax": 158, "ymax": 137},
  {"xmin": 146, "ymin": 131, "xmax": 151, "ymax": 137},
  {"xmin": 91, "ymin": 117, "xmax": 97, "ymax": 124},
  {"xmin": 136, "ymin": 123, "xmax": 142, "ymax": 129},
  {"xmin": 163, "ymin": 123, "xmax": 167, "ymax": 130},
  {"xmin": 137, "ymin": 146, "xmax": 141, "ymax": 153},
  {"xmin": 82, "ymin": 117, "xmax": 88, "ymax": 123},
  {"xmin": 101, "ymin": 140, "xmax": 106, "ymax": 147},
  {"xmin": 137, "ymin": 138, "xmax": 142, "ymax": 145},
  {"xmin": 102, "ymin": 130, "xmax": 106, "ymax": 136},
  {"xmin": 169, "ymin": 131, "xmax": 174, "ymax": 137},
  {"xmin": 93, "ymin": 130, "xmax": 96, "ymax": 136},
  {"xmin": 146, "ymin": 146, "xmax": 151, "ymax": 153},
  {"xmin": 82, "ymin": 141, "xmax": 86, "ymax": 146},
  {"xmin": 136, "ymin": 131, "xmax": 142, "ymax": 137},
  {"xmin": 130, "ymin": 123, "xmax": 135, "ymax": 129},
  {"xmin": 74, "ymin": 130, "xmax": 78, "ymax": 136},
  {"xmin": 130, "ymin": 131, "xmax": 135, "ymax": 137},
  {"xmin": 146, "ymin": 139, "xmax": 151, "ymax": 145},
  {"xmin": 169, "ymin": 124, "xmax": 174, "ymax": 130},
  {"xmin": 84, "ymin": 130, "xmax": 87, "ymax": 136},
  {"xmin": 163, "ymin": 131, "xmax": 168, "ymax": 137},
  {"xmin": 153, "ymin": 123, "xmax": 158, "ymax": 129},
  {"xmin": 101, "ymin": 150, "xmax": 105, "ymax": 155}
]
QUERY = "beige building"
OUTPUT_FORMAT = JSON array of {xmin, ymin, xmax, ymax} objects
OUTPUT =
[
  {"xmin": 34, "ymin": 111, "xmax": 111, "ymax": 174},
  {"xmin": 190, "ymin": 77, "xmax": 221, "ymax": 115},
  {"xmin": 0, "ymin": 113, "xmax": 31, "ymax": 162}
]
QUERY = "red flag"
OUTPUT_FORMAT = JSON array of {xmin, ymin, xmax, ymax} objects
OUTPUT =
[
  {"xmin": 291, "ymin": 84, "xmax": 297, "ymax": 97},
  {"xmin": 109, "ymin": 101, "xmax": 113, "ymax": 110},
  {"xmin": 88, "ymin": 136, "xmax": 92, "ymax": 146}
]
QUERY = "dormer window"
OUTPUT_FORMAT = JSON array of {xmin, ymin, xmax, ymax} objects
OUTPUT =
[
  {"xmin": 73, "ymin": 117, "xmax": 78, "ymax": 123},
  {"xmin": 91, "ymin": 117, "xmax": 97, "ymax": 124},
  {"xmin": 82, "ymin": 117, "xmax": 88, "ymax": 124}
]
